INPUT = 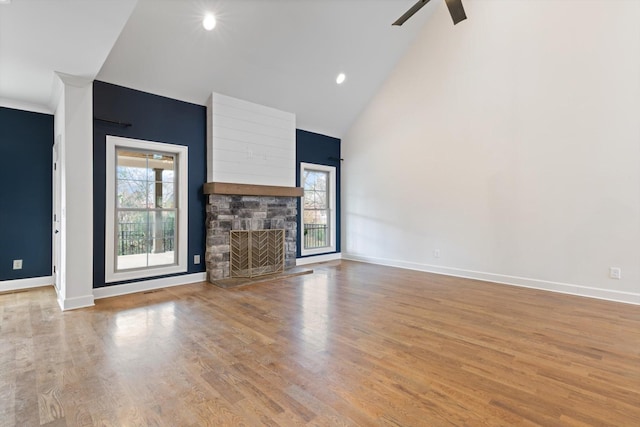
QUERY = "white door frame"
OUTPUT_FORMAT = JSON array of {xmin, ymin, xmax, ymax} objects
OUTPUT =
[{"xmin": 52, "ymin": 136, "xmax": 62, "ymax": 291}]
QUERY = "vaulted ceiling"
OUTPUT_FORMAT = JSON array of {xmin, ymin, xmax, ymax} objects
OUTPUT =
[
  {"xmin": 0, "ymin": 0, "xmax": 440, "ymax": 137},
  {"xmin": 0, "ymin": 0, "xmax": 137, "ymax": 112}
]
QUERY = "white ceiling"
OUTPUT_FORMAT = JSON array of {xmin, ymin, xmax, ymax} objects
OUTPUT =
[
  {"xmin": 0, "ymin": 0, "xmax": 137, "ymax": 112},
  {"xmin": 1, "ymin": 0, "xmax": 441, "ymax": 137}
]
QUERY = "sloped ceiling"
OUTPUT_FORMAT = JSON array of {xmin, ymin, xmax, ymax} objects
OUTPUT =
[
  {"xmin": 0, "ymin": 0, "xmax": 137, "ymax": 112},
  {"xmin": 1, "ymin": 0, "xmax": 441, "ymax": 137},
  {"xmin": 97, "ymin": 0, "xmax": 435, "ymax": 137}
]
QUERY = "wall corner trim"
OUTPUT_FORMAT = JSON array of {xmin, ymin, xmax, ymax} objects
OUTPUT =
[
  {"xmin": 54, "ymin": 71, "xmax": 93, "ymax": 88},
  {"xmin": 342, "ymin": 253, "xmax": 640, "ymax": 306},
  {"xmin": 93, "ymin": 272, "xmax": 207, "ymax": 300}
]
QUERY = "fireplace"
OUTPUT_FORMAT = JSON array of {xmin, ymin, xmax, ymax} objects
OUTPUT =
[
  {"xmin": 204, "ymin": 182, "xmax": 302, "ymax": 282},
  {"xmin": 204, "ymin": 93, "xmax": 306, "ymax": 285}
]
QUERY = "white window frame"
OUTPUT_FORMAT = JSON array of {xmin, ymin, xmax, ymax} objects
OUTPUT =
[
  {"xmin": 105, "ymin": 135, "xmax": 188, "ymax": 283},
  {"xmin": 300, "ymin": 162, "xmax": 336, "ymax": 256}
]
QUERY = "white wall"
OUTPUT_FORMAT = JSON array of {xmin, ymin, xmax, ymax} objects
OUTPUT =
[
  {"xmin": 342, "ymin": 0, "xmax": 640, "ymax": 304},
  {"xmin": 207, "ymin": 92, "xmax": 296, "ymax": 186}
]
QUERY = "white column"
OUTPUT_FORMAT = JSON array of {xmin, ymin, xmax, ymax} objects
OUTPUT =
[{"xmin": 53, "ymin": 73, "xmax": 95, "ymax": 310}]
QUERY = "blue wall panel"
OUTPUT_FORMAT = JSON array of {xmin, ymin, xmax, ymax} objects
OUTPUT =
[
  {"xmin": 0, "ymin": 107, "xmax": 53, "ymax": 280},
  {"xmin": 93, "ymin": 81, "xmax": 207, "ymax": 288},
  {"xmin": 295, "ymin": 129, "xmax": 341, "ymax": 257}
]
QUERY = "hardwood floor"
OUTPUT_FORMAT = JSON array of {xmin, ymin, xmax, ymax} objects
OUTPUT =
[{"xmin": 1, "ymin": 260, "xmax": 639, "ymax": 426}]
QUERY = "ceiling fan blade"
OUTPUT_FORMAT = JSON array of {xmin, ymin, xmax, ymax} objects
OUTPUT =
[
  {"xmin": 392, "ymin": 0, "xmax": 431, "ymax": 26},
  {"xmin": 444, "ymin": 0, "xmax": 467, "ymax": 25}
]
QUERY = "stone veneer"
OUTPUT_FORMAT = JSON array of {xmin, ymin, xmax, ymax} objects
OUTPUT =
[{"xmin": 205, "ymin": 194, "xmax": 297, "ymax": 281}]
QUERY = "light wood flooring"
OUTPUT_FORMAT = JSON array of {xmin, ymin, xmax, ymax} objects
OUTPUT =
[{"xmin": 1, "ymin": 260, "xmax": 639, "ymax": 426}]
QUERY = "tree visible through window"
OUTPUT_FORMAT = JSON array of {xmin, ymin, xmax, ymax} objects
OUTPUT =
[{"xmin": 116, "ymin": 150, "xmax": 177, "ymax": 270}]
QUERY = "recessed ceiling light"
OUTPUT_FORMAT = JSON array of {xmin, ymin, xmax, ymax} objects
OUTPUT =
[
  {"xmin": 203, "ymin": 13, "xmax": 216, "ymax": 31},
  {"xmin": 336, "ymin": 73, "xmax": 346, "ymax": 85}
]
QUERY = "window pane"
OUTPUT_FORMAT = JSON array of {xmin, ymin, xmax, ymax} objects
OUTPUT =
[
  {"xmin": 116, "ymin": 210, "xmax": 149, "ymax": 270},
  {"xmin": 304, "ymin": 170, "xmax": 328, "ymax": 191},
  {"xmin": 304, "ymin": 190, "xmax": 327, "ymax": 209},
  {"xmin": 148, "ymin": 182, "xmax": 175, "ymax": 209},
  {"xmin": 116, "ymin": 209, "xmax": 176, "ymax": 270},
  {"xmin": 304, "ymin": 170, "xmax": 329, "ymax": 210},
  {"xmin": 117, "ymin": 150, "xmax": 176, "ymax": 210},
  {"xmin": 117, "ymin": 165, "xmax": 150, "ymax": 181},
  {"xmin": 314, "ymin": 172, "xmax": 327, "ymax": 191},
  {"xmin": 303, "ymin": 210, "xmax": 325, "ymax": 225},
  {"xmin": 161, "ymin": 183, "xmax": 175, "ymax": 208},
  {"xmin": 148, "ymin": 211, "xmax": 176, "ymax": 266},
  {"xmin": 118, "ymin": 179, "xmax": 149, "ymax": 208},
  {"xmin": 146, "ymin": 182, "xmax": 157, "ymax": 209},
  {"xmin": 149, "ymin": 154, "xmax": 175, "ymax": 180},
  {"xmin": 162, "ymin": 168, "xmax": 175, "ymax": 183},
  {"xmin": 117, "ymin": 150, "xmax": 154, "ymax": 180},
  {"xmin": 303, "ymin": 217, "xmax": 328, "ymax": 248}
]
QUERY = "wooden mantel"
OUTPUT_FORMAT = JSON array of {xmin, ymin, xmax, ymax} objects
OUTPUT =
[{"xmin": 203, "ymin": 182, "xmax": 303, "ymax": 197}]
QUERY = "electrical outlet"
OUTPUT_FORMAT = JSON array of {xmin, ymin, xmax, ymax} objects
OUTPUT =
[
  {"xmin": 194, "ymin": 255, "xmax": 201, "ymax": 265},
  {"xmin": 609, "ymin": 267, "xmax": 621, "ymax": 280},
  {"xmin": 13, "ymin": 259, "xmax": 22, "ymax": 270},
  {"xmin": 433, "ymin": 249, "xmax": 441, "ymax": 259}
]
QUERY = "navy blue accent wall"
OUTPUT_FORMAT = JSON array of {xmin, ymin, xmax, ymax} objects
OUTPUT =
[
  {"xmin": 93, "ymin": 81, "xmax": 207, "ymax": 288},
  {"xmin": 0, "ymin": 107, "xmax": 53, "ymax": 280},
  {"xmin": 295, "ymin": 129, "xmax": 341, "ymax": 257}
]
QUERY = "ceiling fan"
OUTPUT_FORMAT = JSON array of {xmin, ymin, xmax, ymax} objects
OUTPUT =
[{"xmin": 393, "ymin": 0, "xmax": 467, "ymax": 26}]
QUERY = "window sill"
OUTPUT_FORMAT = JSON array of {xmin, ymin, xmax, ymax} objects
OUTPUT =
[
  {"xmin": 301, "ymin": 246, "xmax": 336, "ymax": 257},
  {"xmin": 106, "ymin": 264, "xmax": 187, "ymax": 284}
]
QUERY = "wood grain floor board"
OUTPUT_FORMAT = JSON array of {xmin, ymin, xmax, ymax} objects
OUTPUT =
[{"xmin": 1, "ymin": 260, "xmax": 639, "ymax": 426}]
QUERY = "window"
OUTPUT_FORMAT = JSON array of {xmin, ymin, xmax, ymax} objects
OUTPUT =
[
  {"xmin": 105, "ymin": 136, "xmax": 188, "ymax": 282},
  {"xmin": 301, "ymin": 162, "xmax": 336, "ymax": 256}
]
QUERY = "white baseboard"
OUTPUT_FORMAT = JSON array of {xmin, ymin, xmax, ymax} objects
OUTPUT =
[
  {"xmin": 342, "ymin": 253, "xmax": 640, "ymax": 306},
  {"xmin": 57, "ymin": 293, "xmax": 95, "ymax": 311},
  {"xmin": 93, "ymin": 272, "xmax": 207, "ymax": 300},
  {"xmin": 0, "ymin": 276, "xmax": 52, "ymax": 293},
  {"xmin": 296, "ymin": 253, "xmax": 342, "ymax": 266}
]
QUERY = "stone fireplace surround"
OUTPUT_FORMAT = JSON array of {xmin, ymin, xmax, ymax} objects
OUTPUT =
[{"xmin": 204, "ymin": 182, "xmax": 303, "ymax": 282}]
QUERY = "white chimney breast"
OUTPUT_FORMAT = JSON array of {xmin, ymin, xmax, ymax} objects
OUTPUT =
[{"xmin": 206, "ymin": 92, "xmax": 296, "ymax": 187}]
